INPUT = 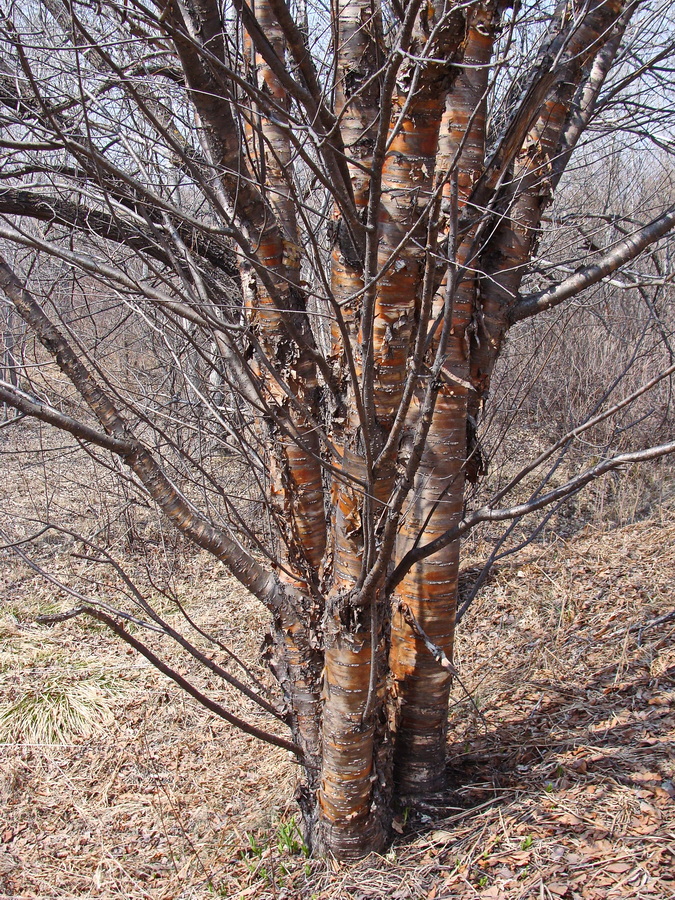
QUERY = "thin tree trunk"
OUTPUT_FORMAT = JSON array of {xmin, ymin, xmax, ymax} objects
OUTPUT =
[
  {"xmin": 390, "ymin": 0, "xmax": 625, "ymax": 793},
  {"xmin": 390, "ymin": 4, "xmax": 498, "ymax": 794},
  {"xmin": 317, "ymin": 449, "xmax": 396, "ymax": 857}
]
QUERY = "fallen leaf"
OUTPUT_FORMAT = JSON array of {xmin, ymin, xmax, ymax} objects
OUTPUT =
[
  {"xmin": 556, "ymin": 813, "xmax": 583, "ymax": 825},
  {"xmin": 391, "ymin": 818, "xmax": 404, "ymax": 834},
  {"xmin": 480, "ymin": 888, "xmax": 503, "ymax": 899},
  {"xmin": 632, "ymin": 822, "xmax": 660, "ymax": 835},
  {"xmin": 605, "ymin": 862, "xmax": 632, "ymax": 874},
  {"xmin": 630, "ymin": 771, "xmax": 661, "ymax": 784}
]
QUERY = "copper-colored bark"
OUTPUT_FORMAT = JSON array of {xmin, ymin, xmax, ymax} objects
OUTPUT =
[
  {"xmin": 369, "ymin": 5, "xmax": 467, "ymax": 429},
  {"xmin": 317, "ymin": 2, "xmax": 469, "ymax": 852},
  {"xmin": 390, "ymin": 2, "xmax": 500, "ymax": 792},
  {"xmin": 315, "ymin": 1, "xmax": 389, "ymax": 854},
  {"xmin": 3, "ymin": 0, "xmax": 653, "ymax": 864}
]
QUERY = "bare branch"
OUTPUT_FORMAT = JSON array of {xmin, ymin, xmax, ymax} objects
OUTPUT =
[
  {"xmin": 0, "ymin": 187, "xmax": 238, "ymax": 277},
  {"xmin": 512, "ymin": 204, "xmax": 675, "ymax": 322},
  {"xmin": 0, "ymin": 254, "xmax": 285, "ymax": 611},
  {"xmin": 0, "ymin": 380, "xmax": 133, "ymax": 453},
  {"xmin": 37, "ymin": 606, "xmax": 302, "ymax": 759},
  {"xmin": 388, "ymin": 439, "xmax": 675, "ymax": 595}
]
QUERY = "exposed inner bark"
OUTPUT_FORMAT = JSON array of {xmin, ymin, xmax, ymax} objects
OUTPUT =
[{"xmin": 390, "ymin": 2, "xmax": 498, "ymax": 794}]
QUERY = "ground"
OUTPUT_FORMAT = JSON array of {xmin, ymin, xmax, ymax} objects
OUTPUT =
[{"xmin": 0, "ymin": 428, "xmax": 673, "ymax": 898}]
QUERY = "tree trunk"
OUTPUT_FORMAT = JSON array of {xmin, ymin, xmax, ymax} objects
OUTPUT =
[
  {"xmin": 389, "ymin": 3, "xmax": 498, "ymax": 795},
  {"xmin": 1, "ymin": 0, "xmax": 663, "ymax": 867}
]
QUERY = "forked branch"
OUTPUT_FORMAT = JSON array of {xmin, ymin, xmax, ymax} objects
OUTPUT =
[{"xmin": 512, "ymin": 205, "xmax": 675, "ymax": 322}]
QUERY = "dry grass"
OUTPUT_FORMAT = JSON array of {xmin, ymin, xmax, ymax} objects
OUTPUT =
[{"xmin": 0, "ymin": 431, "xmax": 673, "ymax": 899}]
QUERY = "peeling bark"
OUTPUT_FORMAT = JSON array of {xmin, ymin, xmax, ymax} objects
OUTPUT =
[
  {"xmin": 390, "ymin": 2, "xmax": 500, "ymax": 794},
  {"xmin": 3, "ymin": 0, "xmax": 672, "ymax": 864}
]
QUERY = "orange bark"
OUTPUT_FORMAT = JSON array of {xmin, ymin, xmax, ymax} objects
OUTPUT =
[
  {"xmin": 316, "ymin": 1, "xmax": 470, "ymax": 854},
  {"xmin": 390, "ymin": 3, "xmax": 500, "ymax": 792}
]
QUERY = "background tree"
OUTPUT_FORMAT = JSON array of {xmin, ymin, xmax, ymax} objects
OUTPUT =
[{"xmin": 0, "ymin": 0, "xmax": 674, "ymax": 859}]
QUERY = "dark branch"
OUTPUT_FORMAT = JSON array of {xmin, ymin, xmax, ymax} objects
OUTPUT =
[
  {"xmin": 37, "ymin": 606, "xmax": 302, "ymax": 758},
  {"xmin": 0, "ymin": 380, "xmax": 133, "ymax": 453},
  {"xmin": 0, "ymin": 188, "xmax": 238, "ymax": 278}
]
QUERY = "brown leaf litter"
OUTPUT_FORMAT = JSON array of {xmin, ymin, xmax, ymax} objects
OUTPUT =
[{"xmin": 0, "ymin": 443, "xmax": 673, "ymax": 898}]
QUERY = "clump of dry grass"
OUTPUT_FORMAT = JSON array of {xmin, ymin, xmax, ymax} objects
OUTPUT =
[{"xmin": 0, "ymin": 670, "xmax": 124, "ymax": 745}]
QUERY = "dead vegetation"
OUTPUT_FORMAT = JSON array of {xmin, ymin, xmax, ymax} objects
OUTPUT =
[{"xmin": 0, "ymin": 427, "xmax": 674, "ymax": 899}]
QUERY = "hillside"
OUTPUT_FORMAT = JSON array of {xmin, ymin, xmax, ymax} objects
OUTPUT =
[{"xmin": 1, "ymin": 467, "xmax": 673, "ymax": 899}]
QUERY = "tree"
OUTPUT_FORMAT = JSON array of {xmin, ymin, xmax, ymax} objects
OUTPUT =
[{"xmin": 0, "ymin": 0, "xmax": 674, "ymax": 859}]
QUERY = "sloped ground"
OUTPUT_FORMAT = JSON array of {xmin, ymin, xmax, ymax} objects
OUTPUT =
[{"xmin": 0, "ymin": 473, "xmax": 673, "ymax": 898}]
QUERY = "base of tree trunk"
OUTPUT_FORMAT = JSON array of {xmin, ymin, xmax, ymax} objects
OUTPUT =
[
  {"xmin": 312, "ymin": 812, "xmax": 391, "ymax": 861},
  {"xmin": 393, "ymin": 689, "xmax": 451, "ymax": 795}
]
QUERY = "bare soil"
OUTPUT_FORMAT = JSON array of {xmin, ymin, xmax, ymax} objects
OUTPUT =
[{"xmin": 0, "ymin": 428, "xmax": 673, "ymax": 899}]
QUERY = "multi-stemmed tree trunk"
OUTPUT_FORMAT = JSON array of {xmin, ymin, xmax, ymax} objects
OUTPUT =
[{"xmin": 0, "ymin": 0, "xmax": 674, "ymax": 860}]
